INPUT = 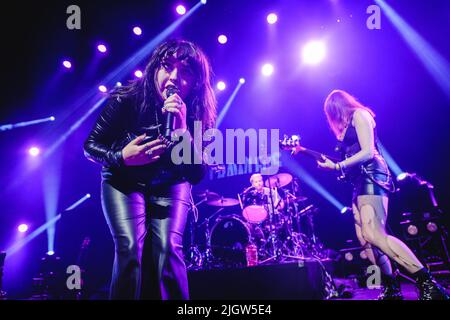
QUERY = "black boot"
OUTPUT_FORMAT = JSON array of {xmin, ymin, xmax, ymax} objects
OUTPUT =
[
  {"xmin": 414, "ymin": 268, "xmax": 450, "ymax": 300},
  {"xmin": 378, "ymin": 274, "xmax": 403, "ymax": 300}
]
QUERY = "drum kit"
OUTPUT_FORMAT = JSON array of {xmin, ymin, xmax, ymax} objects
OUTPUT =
[{"xmin": 185, "ymin": 173, "xmax": 327, "ymax": 270}]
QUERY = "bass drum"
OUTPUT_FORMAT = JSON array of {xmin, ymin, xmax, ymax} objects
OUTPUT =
[{"xmin": 210, "ymin": 215, "xmax": 266, "ymax": 267}]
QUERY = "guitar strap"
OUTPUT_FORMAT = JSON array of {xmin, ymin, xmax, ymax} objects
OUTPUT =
[{"xmin": 361, "ymin": 166, "xmax": 396, "ymax": 193}]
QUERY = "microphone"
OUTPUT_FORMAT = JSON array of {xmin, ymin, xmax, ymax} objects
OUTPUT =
[{"xmin": 163, "ymin": 85, "xmax": 180, "ymax": 139}]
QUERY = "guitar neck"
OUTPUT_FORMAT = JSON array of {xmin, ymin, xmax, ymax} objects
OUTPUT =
[{"xmin": 299, "ymin": 147, "xmax": 340, "ymax": 163}]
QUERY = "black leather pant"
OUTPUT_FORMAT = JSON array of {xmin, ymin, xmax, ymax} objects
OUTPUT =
[{"xmin": 101, "ymin": 179, "xmax": 191, "ymax": 300}]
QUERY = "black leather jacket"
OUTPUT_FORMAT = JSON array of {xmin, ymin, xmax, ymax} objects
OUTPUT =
[{"xmin": 83, "ymin": 95, "xmax": 206, "ymax": 186}]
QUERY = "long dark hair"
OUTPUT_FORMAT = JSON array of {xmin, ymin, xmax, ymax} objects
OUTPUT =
[{"xmin": 112, "ymin": 39, "xmax": 217, "ymax": 132}]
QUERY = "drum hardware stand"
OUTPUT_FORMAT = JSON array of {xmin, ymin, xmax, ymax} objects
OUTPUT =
[
  {"xmin": 186, "ymin": 197, "xmax": 209, "ymax": 270},
  {"xmin": 201, "ymin": 207, "xmax": 224, "ymax": 268},
  {"xmin": 259, "ymin": 179, "xmax": 306, "ymax": 265},
  {"xmin": 186, "ymin": 214, "xmax": 203, "ymax": 269},
  {"xmin": 285, "ymin": 194, "xmax": 306, "ymax": 259},
  {"xmin": 305, "ymin": 205, "xmax": 322, "ymax": 256}
]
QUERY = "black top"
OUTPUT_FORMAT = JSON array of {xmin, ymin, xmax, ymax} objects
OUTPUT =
[
  {"xmin": 83, "ymin": 95, "xmax": 206, "ymax": 186},
  {"xmin": 334, "ymin": 114, "xmax": 393, "ymax": 193}
]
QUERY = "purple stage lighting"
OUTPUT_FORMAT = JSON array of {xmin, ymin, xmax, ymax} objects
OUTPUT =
[
  {"xmin": 29, "ymin": 147, "xmax": 40, "ymax": 157},
  {"xmin": 239, "ymin": 78, "xmax": 246, "ymax": 84},
  {"xmin": 267, "ymin": 13, "xmax": 278, "ymax": 24},
  {"xmin": 62, "ymin": 60, "xmax": 72, "ymax": 69},
  {"xmin": 133, "ymin": 26, "xmax": 142, "ymax": 36},
  {"xmin": 302, "ymin": 41, "xmax": 326, "ymax": 65},
  {"xmin": 261, "ymin": 63, "xmax": 274, "ymax": 76},
  {"xmin": 396, "ymin": 172, "xmax": 408, "ymax": 181},
  {"xmin": 176, "ymin": 5, "xmax": 186, "ymax": 15},
  {"xmin": 98, "ymin": 85, "xmax": 108, "ymax": 93},
  {"xmin": 344, "ymin": 252, "xmax": 353, "ymax": 261},
  {"xmin": 407, "ymin": 225, "xmax": 418, "ymax": 236},
  {"xmin": 18, "ymin": 224, "xmax": 28, "ymax": 233},
  {"xmin": 218, "ymin": 35, "xmax": 228, "ymax": 44},
  {"xmin": 216, "ymin": 81, "xmax": 226, "ymax": 91},
  {"xmin": 134, "ymin": 70, "xmax": 143, "ymax": 78},
  {"xmin": 97, "ymin": 44, "xmax": 107, "ymax": 53},
  {"xmin": 47, "ymin": 251, "xmax": 55, "ymax": 256}
]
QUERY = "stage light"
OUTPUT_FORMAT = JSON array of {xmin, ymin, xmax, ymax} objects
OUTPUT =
[
  {"xmin": 218, "ymin": 35, "xmax": 228, "ymax": 44},
  {"xmin": 115, "ymin": 82, "xmax": 122, "ymax": 87},
  {"xmin": 134, "ymin": 70, "xmax": 143, "ymax": 78},
  {"xmin": 176, "ymin": 5, "xmax": 186, "ymax": 15},
  {"xmin": 407, "ymin": 224, "xmax": 419, "ymax": 236},
  {"xmin": 29, "ymin": 147, "xmax": 40, "ymax": 157},
  {"xmin": 344, "ymin": 252, "xmax": 353, "ymax": 261},
  {"xmin": 86, "ymin": 193, "xmax": 91, "ymax": 199},
  {"xmin": 267, "ymin": 13, "xmax": 278, "ymax": 24},
  {"xmin": 302, "ymin": 40, "xmax": 326, "ymax": 65},
  {"xmin": 62, "ymin": 60, "xmax": 72, "ymax": 69},
  {"xmin": 201, "ymin": 0, "xmax": 207, "ymax": 4},
  {"xmin": 426, "ymin": 222, "xmax": 438, "ymax": 233},
  {"xmin": 360, "ymin": 250, "xmax": 368, "ymax": 260},
  {"xmin": 18, "ymin": 224, "xmax": 28, "ymax": 233},
  {"xmin": 50, "ymin": 116, "xmax": 55, "ymax": 121},
  {"xmin": 97, "ymin": 44, "xmax": 107, "ymax": 53},
  {"xmin": 216, "ymin": 81, "xmax": 226, "ymax": 91},
  {"xmin": 216, "ymin": 78, "xmax": 247, "ymax": 127},
  {"xmin": 47, "ymin": 251, "xmax": 55, "ymax": 256},
  {"xmin": 397, "ymin": 172, "xmax": 409, "ymax": 181},
  {"xmin": 341, "ymin": 207, "xmax": 351, "ymax": 214},
  {"xmin": 133, "ymin": 26, "xmax": 142, "ymax": 36},
  {"xmin": 98, "ymin": 85, "xmax": 107, "ymax": 93},
  {"xmin": 261, "ymin": 63, "xmax": 274, "ymax": 77}
]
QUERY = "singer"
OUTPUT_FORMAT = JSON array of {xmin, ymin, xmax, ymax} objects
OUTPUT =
[{"xmin": 83, "ymin": 39, "xmax": 216, "ymax": 300}]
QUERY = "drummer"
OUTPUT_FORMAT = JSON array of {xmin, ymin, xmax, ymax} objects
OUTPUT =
[{"xmin": 248, "ymin": 173, "xmax": 285, "ymax": 213}]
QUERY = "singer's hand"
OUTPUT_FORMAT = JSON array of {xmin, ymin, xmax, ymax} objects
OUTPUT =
[
  {"xmin": 122, "ymin": 134, "xmax": 167, "ymax": 166},
  {"xmin": 162, "ymin": 93, "xmax": 187, "ymax": 132}
]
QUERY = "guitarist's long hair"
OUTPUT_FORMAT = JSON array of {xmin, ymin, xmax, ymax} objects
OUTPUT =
[
  {"xmin": 111, "ymin": 39, "xmax": 217, "ymax": 133},
  {"xmin": 324, "ymin": 90, "xmax": 375, "ymax": 139}
]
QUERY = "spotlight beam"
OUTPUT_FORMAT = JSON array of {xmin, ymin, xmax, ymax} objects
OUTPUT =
[
  {"xmin": 375, "ymin": 0, "xmax": 450, "ymax": 99},
  {"xmin": 0, "ymin": 116, "xmax": 55, "ymax": 131},
  {"xmin": 100, "ymin": 1, "xmax": 204, "ymax": 88},
  {"xmin": 377, "ymin": 143, "xmax": 403, "ymax": 176},
  {"xmin": 282, "ymin": 156, "xmax": 346, "ymax": 211},
  {"xmin": 216, "ymin": 79, "xmax": 246, "ymax": 128},
  {"xmin": 43, "ymin": 97, "xmax": 107, "ymax": 159},
  {"xmin": 5, "ymin": 194, "xmax": 91, "ymax": 259}
]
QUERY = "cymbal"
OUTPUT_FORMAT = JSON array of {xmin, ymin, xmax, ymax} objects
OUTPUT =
[
  {"xmin": 265, "ymin": 173, "xmax": 293, "ymax": 188},
  {"xmin": 206, "ymin": 197, "xmax": 240, "ymax": 207},
  {"xmin": 195, "ymin": 190, "xmax": 220, "ymax": 201},
  {"xmin": 286, "ymin": 193, "xmax": 308, "ymax": 202}
]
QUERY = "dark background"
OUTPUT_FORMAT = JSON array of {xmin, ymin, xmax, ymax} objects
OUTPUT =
[{"xmin": 0, "ymin": 0, "xmax": 449, "ymax": 298}]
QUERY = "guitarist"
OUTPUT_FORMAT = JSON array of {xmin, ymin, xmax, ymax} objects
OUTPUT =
[{"xmin": 316, "ymin": 90, "xmax": 448, "ymax": 300}]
